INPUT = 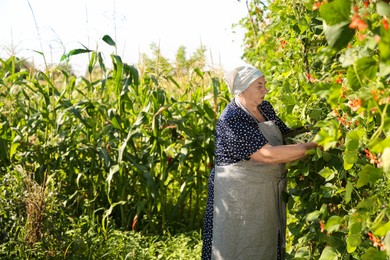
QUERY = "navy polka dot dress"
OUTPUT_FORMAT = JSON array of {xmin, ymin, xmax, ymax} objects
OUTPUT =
[{"xmin": 201, "ymin": 99, "xmax": 290, "ymax": 260}]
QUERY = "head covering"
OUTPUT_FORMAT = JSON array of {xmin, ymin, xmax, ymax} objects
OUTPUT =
[{"xmin": 224, "ymin": 65, "xmax": 264, "ymax": 96}]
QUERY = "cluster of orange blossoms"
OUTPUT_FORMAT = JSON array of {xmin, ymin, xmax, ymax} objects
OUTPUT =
[
  {"xmin": 364, "ymin": 149, "xmax": 381, "ymax": 167},
  {"xmin": 368, "ymin": 232, "xmax": 384, "ymax": 250},
  {"xmin": 279, "ymin": 39, "xmax": 287, "ymax": 49},
  {"xmin": 312, "ymin": 1, "xmax": 325, "ymax": 10},
  {"xmin": 333, "ymin": 108, "xmax": 352, "ymax": 127},
  {"xmin": 350, "ymin": 5, "xmax": 368, "ymax": 31},
  {"xmin": 371, "ymin": 89, "xmax": 390, "ymax": 105},
  {"xmin": 333, "ymin": 108, "xmax": 363, "ymax": 127},
  {"xmin": 348, "ymin": 98, "xmax": 362, "ymax": 112}
]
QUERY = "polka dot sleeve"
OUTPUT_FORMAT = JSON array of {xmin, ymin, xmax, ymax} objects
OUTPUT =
[{"xmin": 215, "ymin": 102, "xmax": 268, "ymax": 166}]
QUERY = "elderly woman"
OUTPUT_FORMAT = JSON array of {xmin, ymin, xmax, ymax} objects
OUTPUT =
[{"xmin": 201, "ymin": 65, "xmax": 317, "ymax": 260}]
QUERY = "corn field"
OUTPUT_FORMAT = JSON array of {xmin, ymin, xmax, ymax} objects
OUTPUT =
[{"xmin": 0, "ymin": 38, "xmax": 227, "ymax": 257}]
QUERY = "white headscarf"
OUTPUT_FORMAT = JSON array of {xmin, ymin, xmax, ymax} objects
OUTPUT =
[{"xmin": 224, "ymin": 65, "xmax": 264, "ymax": 96}]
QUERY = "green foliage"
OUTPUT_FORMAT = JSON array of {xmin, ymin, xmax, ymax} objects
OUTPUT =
[
  {"xmin": 241, "ymin": 0, "xmax": 390, "ymax": 258},
  {"xmin": 0, "ymin": 40, "xmax": 225, "ymax": 256}
]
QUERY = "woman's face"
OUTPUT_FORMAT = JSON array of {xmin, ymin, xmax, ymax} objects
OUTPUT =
[{"xmin": 241, "ymin": 76, "xmax": 267, "ymax": 105}]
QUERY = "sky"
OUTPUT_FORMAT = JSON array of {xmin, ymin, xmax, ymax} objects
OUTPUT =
[{"xmin": 0, "ymin": 0, "xmax": 249, "ymax": 75}]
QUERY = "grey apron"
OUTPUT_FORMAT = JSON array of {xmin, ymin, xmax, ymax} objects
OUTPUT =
[{"xmin": 211, "ymin": 120, "xmax": 287, "ymax": 260}]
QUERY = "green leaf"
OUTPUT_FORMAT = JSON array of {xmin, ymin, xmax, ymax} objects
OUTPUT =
[
  {"xmin": 102, "ymin": 200, "xmax": 126, "ymax": 221},
  {"xmin": 346, "ymin": 242, "xmax": 357, "ymax": 254},
  {"xmin": 356, "ymin": 164, "xmax": 383, "ymax": 188},
  {"xmin": 374, "ymin": 221, "xmax": 390, "ymax": 237},
  {"xmin": 345, "ymin": 137, "xmax": 359, "ymax": 151},
  {"xmin": 328, "ymin": 85, "xmax": 343, "ymax": 107},
  {"xmin": 343, "ymin": 150, "xmax": 358, "ymax": 165},
  {"xmin": 98, "ymin": 147, "xmax": 111, "ymax": 168},
  {"xmin": 295, "ymin": 247, "xmax": 310, "ymax": 258},
  {"xmin": 60, "ymin": 48, "xmax": 91, "ymax": 61},
  {"xmin": 319, "ymin": 246, "xmax": 339, "ymax": 260},
  {"xmin": 361, "ymin": 247, "xmax": 387, "ymax": 260},
  {"xmin": 377, "ymin": 1, "xmax": 390, "ymax": 17},
  {"xmin": 310, "ymin": 108, "xmax": 322, "ymax": 120},
  {"xmin": 133, "ymin": 111, "xmax": 148, "ymax": 128},
  {"xmin": 339, "ymin": 47, "xmax": 370, "ymax": 68},
  {"xmin": 345, "ymin": 129, "xmax": 364, "ymax": 151},
  {"xmin": 379, "ymin": 21, "xmax": 390, "ymax": 64},
  {"xmin": 102, "ymin": 35, "xmax": 116, "ymax": 46},
  {"xmin": 88, "ymin": 51, "xmax": 97, "ymax": 75},
  {"xmin": 381, "ymin": 148, "xmax": 390, "ymax": 176},
  {"xmin": 107, "ymin": 164, "xmax": 120, "ymax": 183},
  {"xmin": 356, "ymin": 57, "xmax": 379, "ymax": 81},
  {"xmin": 306, "ymin": 210, "xmax": 322, "ymax": 221},
  {"xmin": 9, "ymin": 142, "xmax": 20, "ymax": 159},
  {"xmin": 321, "ymin": 183, "xmax": 337, "ymax": 198},
  {"xmin": 298, "ymin": 18, "xmax": 309, "ymax": 33},
  {"xmin": 345, "ymin": 181, "xmax": 353, "ymax": 203},
  {"xmin": 384, "ymin": 231, "xmax": 390, "ymax": 257},
  {"xmin": 343, "ymin": 161, "xmax": 353, "ymax": 171},
  {"xmin": 346, "ymin": 233, "xmax": 361, "ymax": 249},
  {"xmin": 111, "ymin": 115, "xmax": 122, "ymax": 130},
  {"xmin": 347, "ymin": 66, "xmax": 361, "ymax": 90},
  {"xmin": 324, "ymin": 21, "xmax": 355, "ymax": 50},
  {"xmin": 379, "ymin": 62, "xmax": 390, "ymax": 77},
  {"xmin": 312, "ymin": 122, "xmax": 341, "ymax": 151},
  {"xmin": 326, "ymin": 216, "xmax": 343, "ymax": 233},
  {"xmin": 357, "ymin": 198, "xmax": 375, "ymax": 211},
  {"xmin": 118, "ymin": 130, "xmax": 132, "ymax": 163},
  {"xmin": 108, "ymin": 109, "xmax": 122, "ymax": 130},
  {"xmin": 111, "ymin": 54, "xmax": 123, "ymax": 96},
  {"xmin": 349, "ymin": 222, "xmax": 362, "ymax": 234},
  {"xmin": 320, "ymin": 0, "xmax": 351, "ymax": 25},
  {"xmin": 319, "ymin": 167, "xmax": 335, "ymax": 182},
  {"xmin": 106, "ymin": 164, "xmax": 120, "ymax": 204},
  {"xmin": 343, "ymin": 146, "xmax": 359, "ymax": 170}
]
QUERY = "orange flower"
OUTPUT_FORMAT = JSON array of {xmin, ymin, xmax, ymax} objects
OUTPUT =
[
  {"xmin": 350, "ymin": 14, "xmax": 368, "ymax": 31},
  {"xmin": 368, "ymin": 232, "xmax": 384, "ymax": 249},
  {"xmin": 336, "ymin": 76, "xmax": 343, "ymax": 84},
  {"xmin": 319, "ymin": 220, "xmax": 325, "ymax": 233},
  {"xmin": 280, "ymin": 39, "xmax": 287, "ymax": 49},
  {"xmin": 383, "ymin": 18, "xmax": 389, "ymax": 30},
  {"xmin": 306, "ymin": 73, "xmax": 316, "ymax": 83},
  {"xmin": 364, "ymin": 149, "xmax": 380, "ymax": 166},
  {"xmin": 313, "ymin": 1, "xmax": 323, "ymax": 10},
  {"xmin": 348, "ymin": 98, "xmax": 362, "ymax": 112},
  {"xmin": 371, "ymin": 89, "xmax": 380, "ymax": 101},
  {"xmin": 337, "ymin": 114, "xmax": 351, "ymax": 127}
]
